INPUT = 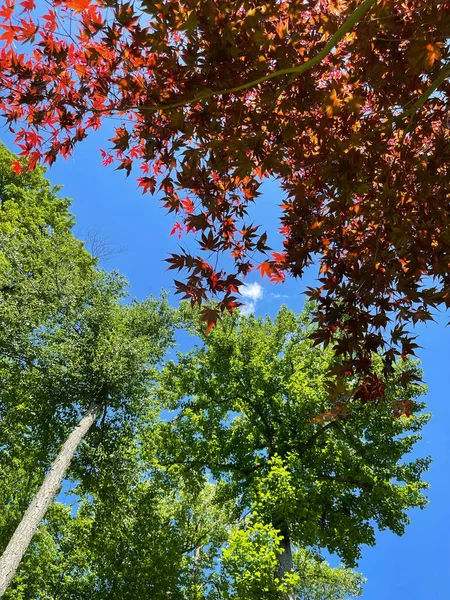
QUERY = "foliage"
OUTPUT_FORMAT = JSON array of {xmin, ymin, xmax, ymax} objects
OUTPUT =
[
  {"xmin": 0, "ymin": 144, "xmax": 427, "ymax": 598},
  {"xmin": 155, "ymin": 305, "xmax": 430, "ymax": 575},
  {"xmin": 222, "ymin": 529, "xmax": 365, "ymax": 600},
  {"xmin": 0, "ymin": 140, "xmax": 97, "ymax": 552},
  {"xmin": 0, "ymin": 141, "xmax": 94, "ymax": 353},
  {"xmin": 0, "ymin": 268, "xmax": 177, "ymax": 562},
  {"xmin": 3, "ymin": 450, "xmax": 365, "ymax": 600},
  {"xmin": 0, "ymin": 144, "xmax": 179, "ymax": 596},
  {"xmin": 222, "ymin": 522, "xmax": 286, "ymax": 598},
  {"xmin": 0, "ymin": 162, "xmax": 368, "ymax": 599},
  {"xmin": 294, "ymin": 549, "xmax": 365, "ymax": 600},
  {"xmin": 1, "ymin": 1, "xmax": 450, "ymax": 392},
  {"xmin": 5, "ymin": 470, "xmax": 234, "ymax": 599}
]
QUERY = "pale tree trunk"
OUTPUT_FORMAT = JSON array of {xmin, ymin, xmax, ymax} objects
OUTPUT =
[
  {"xmin": 0, "ymin": 402, "xmax": 101, "ymax": 598},
  {"xmin": 276, "ymin": 524, "xmax": 296, "ymax": 600},
  {"xmin": 190, "ymin": 543, "xmax": 202, "ymax": 599}
]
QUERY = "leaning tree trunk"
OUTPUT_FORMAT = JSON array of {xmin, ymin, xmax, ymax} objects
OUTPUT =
[
  {"xmin": 0, "ymin": 401, "xmax": 101, "ymax": 598},
  {"xmin": 190, "ymin": 544, "xmax": 202, "ymax": 599},
  {"xmin": 275, "ymin": 522, "xmax": 296, "ymax": 600}
]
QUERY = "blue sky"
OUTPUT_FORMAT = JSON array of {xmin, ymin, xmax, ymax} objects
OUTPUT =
[{"xmin": 2, "ymin": 125, "xmax": 450, "ymax": 597}]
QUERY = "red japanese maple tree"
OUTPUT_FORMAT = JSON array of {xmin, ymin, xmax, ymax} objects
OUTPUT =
[{"xmin": 1, "ymin": 0, "xmax": 449, "ymax": 397}]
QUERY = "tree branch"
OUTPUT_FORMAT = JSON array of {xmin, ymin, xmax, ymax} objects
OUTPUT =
[
  {"xmin": 403, "ymin": 61, "xmax": 450, "ymax": 136},
  {"xmin": 125, "ymin": 0, "xmax": 377, "ymax": 113},
  {"xmin": 299, "ymin": 420, "xmax": 338, "ymax": 455},
  {"xmin": 333, "ymin": 422, "xmax": 368, "ymax": 460},
  {"xmin": 316, "ymin": 474, "xmax": 373, "ymax": 492}
]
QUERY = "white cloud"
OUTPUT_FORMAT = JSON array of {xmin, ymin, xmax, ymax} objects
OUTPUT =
[
  {"xmin": 240, "ymin": 282, "xmax": 264, "ymax": 316},
  {"xmin": 241, "ymin": 282, "xmax": 264, "ymax": 301},
  {"xmin": 240, "ymin": 301, "xmax": 257, "ymax": 317}
]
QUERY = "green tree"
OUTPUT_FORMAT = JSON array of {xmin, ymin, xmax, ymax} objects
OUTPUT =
[
  {"xmin": 0, "ymin": 142, "xmax": 94, "ymax": 352},
  {"xmin": 221, "ymin": 529, "xmax": 364, "ymax": 600},
  {"xmin": 155, "ymin": 306, "xmax": 430, "ymax": 598},
  {"xmin": 4, "ymin": 450, "xmax": 234, "ymax": 599},
  {"xmin": 0, "ymin": 141, "xmax": 98, "ymax": 589},
  {"xmin": 0, "ymin": 270, "xmax": 176, "ymax": 595},
  {"xmin": 0, "ymin": 143, "xmax": 425, "ymax": 599},
  {"xmin": 3, "ymin": 442, "xmax": 365, "ymax": 600},
  {"xmin": 293, "ymin": 549, "xmax": 365, "ymax": 600},
  {"xmin": 0, "ymin": 144, "xmax": 176, "ymax": 595}
]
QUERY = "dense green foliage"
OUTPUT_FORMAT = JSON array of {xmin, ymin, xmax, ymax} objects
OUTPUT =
[
  {"xmin": 0, "ymin": 144, "xmax": 177, "ymax": 597},
  {"xmin": 155, "ymin": 306, "xmax": 430, "ymax": 591},
  {"xmin": 0, "ymin": 144, "xmax": 430, "ymax": 599},
  {"xmin": 0, "ymin": 142, "xmax": 96, "ymax": 555}
]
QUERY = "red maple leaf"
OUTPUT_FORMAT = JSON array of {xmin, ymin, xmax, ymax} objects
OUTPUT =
[
  {"xmin": 256, "ymin": 261, "xmax": 275, "ymax": 279},
  {"xmin": 2, "ymin": 0, "xmax": 449, "ymax": 401},
  {"xmin": 137, "ymin": 176, "xmax": 156, "ymax": 195},
  {"xmin": 19, "ymin": 0, "xmax": 36, "ymax": 11},
  {"xmin": 200, "ymin": 306, "xmax": 219, "ymax": 335},
  {"xmin": 170, "ymin": 222, "xmax": 183, "ymax": 239},
  {"xmin": 0, "ymin": 23, "xmax": 15, "ymax": 45},
  {"xmin": 11, "ymin": 160, "xmax": 23, "ymax": 175},
  {"xmin": 65, "ymin": 0, "xmax": 92, "ymax": 12},
  {"xmin": 0, "ymin": 0, "xmax": 14, "ymax": 21}
]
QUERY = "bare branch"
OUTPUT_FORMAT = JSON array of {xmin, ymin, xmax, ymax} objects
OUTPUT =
[{"xmin": 84, "ymin": 228, "xmax": 126, "ymax": 265}]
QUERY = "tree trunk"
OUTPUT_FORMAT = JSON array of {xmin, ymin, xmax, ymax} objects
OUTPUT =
[
  {"xmin": 190, "ymin": 543, "xmax": 202, "ymax": 599},
  {"xmin": 0, "ymin": 402, "xmax": 101, "ymax": 598},
  {"xmin": 275, "ymin": 523, "xmax": 296, "ymax": 600}
]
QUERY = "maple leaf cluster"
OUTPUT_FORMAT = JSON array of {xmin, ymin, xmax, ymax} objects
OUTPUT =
[{"xmin": 1, "ymin": 0, "xmax": 450, "ymax": 396}]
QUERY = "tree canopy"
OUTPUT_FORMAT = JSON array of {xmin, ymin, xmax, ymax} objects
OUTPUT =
[
  {"xmin": 0, "ymin": 142, "xmax": 174, "ymax": 514},
  {"xmin": 0, "ymin": 140, "xmax": 97, "ymax": 551},
  {"xmin": 0, "ymin": 1, "xmax": 449, "ymax": 394},
  {"xmin": 0, "ymin": 143, "xmax": 373, "ymax": 599},
  {"xmin": 0, "ymin": 142, "xmax": 177, "ymax": 594},
  {"xmin": 155, "ymin": 305, "xmax": 430, "ymax": 595}
]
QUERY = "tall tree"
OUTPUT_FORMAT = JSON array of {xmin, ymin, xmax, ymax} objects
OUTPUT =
[
  {"xmin": 155, "ymin": 305, "xmax": 430, "ymax": 597},
  {"xmin": 0, "ymin": 274, "xmax": 176, "ymax": 595},
  {"xmin": 0, "ymin": 1, "xmax": 449, "ymax": 392},
  {"xmin": 0, "ymin": 144, "xmax": 176, "ymax": 595},
  {"xmin": 1, "ymin": 450, "xmax": 365, "ymax": 600},
  {"xmin": 0, "ymin": 142, "xmax": 94, "ymax": 355},
  {"xmin": 0, "ymin": 140, "xmax": 96, "ymax": 558}
]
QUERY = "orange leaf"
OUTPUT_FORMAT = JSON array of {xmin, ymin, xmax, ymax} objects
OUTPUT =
[
  {"xmin": 407, "ymin": 41, "xmax": 442, "ymax": 73},
  {"xmin": 310, "ymin": 411, "xmax": 335, "ymax": 425},
  {"xmin": 272, "ymin": 251, "xmax": 286, "ymax": 264},
  {"xmin": 65, "ymin": 0, "xmax": 92, "ymax": 12},
  {"xmin": 137, "ymin": 176, "xmax": 156, "ymax": 194},
  {"xmin": 256, "ymin": 261, "xmax": 274, "ymax": 279},
  {"xmin": 424, "ymin": 43, "xmax": 441, "ymax": 68},
  {"xmin": 0, "ymin": 0, "xmax": 14, "ymax": 21},
  {"xmin": 325, "ymin": 89, "xmax": 339, "ymax": 117},
  {"xmin": 19, "ymin": 0, "xmax": 35, "ymax": 11},
  {"xmin": 0, "ymin": 24, "xmax": 15, "ymax": 45}
]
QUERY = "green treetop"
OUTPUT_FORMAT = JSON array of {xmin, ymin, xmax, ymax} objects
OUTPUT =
[
  {"xmin": 155, "ymin": 305, "xmax": 430, "ymax": 597},
  {"xmin": 0, "ymin": 141, "xmax": 97, "ymax": 554}
]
